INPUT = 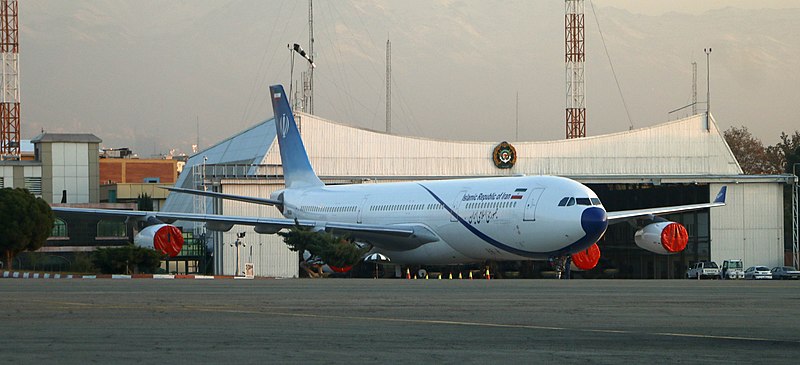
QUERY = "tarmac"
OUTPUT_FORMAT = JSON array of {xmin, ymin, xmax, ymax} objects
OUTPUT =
[{"xmin": 2, "ymin": 278, "xmax": 799, "ymax": 364}]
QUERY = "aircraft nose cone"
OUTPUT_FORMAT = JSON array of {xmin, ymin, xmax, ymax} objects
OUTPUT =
[{"xmin": 581, "ymin": 206, "xmax": 608, "ymax": 244}]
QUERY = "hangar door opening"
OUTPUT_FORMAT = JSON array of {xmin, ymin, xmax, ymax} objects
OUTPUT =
[{"xmin": 588, "ymin": 184, "xmax": 711, "ymax": 279}]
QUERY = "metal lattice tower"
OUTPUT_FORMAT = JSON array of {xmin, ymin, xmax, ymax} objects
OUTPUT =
[
  {"xmin": 793, "ymin": 169, "xmax": 799, "ymax": 269},
  {"xmin": 565, "ymin": 0, "xmax": 586, "ymax": 139},
  {"xmin": 192, "ymin": 159, "xmax": 208, "ymax": 242},
  {"xmin": 0, "ymin": 0, "xmax": 20, "ymax": 160},
  {"xmin": 386, "ymin": 38, "xmax": 391, "ymax": 134}
]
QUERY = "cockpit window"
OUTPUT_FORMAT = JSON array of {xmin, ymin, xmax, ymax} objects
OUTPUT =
[{"xmin": 560, "ymin": 197, "xmax": 602, "ymax": 207}]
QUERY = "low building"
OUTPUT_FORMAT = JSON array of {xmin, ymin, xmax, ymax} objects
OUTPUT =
[{"xmin": 99, "ymin": 157, "xmax": 178, "ymax": 210}]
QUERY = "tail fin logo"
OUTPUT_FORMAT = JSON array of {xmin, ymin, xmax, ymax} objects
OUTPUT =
[{"xmin": 278, "ymin": 113, "xmax": 290, "ymax": 139}]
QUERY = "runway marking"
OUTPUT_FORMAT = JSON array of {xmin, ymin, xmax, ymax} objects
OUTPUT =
[{"xmin": 32, "ymin": 299, "xmax": 800, "ymax": 345}]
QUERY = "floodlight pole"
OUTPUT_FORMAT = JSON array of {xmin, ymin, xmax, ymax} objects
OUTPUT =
[
  {"xmin": 233, "ymin": 232, "xmax": 246, "ymax": 276},
  {"xmin": 704, "ymin": 48, "xmax": 712, "ymax": 117},
  {"xmin": 289, "ymin": 45, "xmax": 296, "ymax": 108}
]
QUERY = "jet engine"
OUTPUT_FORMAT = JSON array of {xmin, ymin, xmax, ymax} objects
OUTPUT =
[
  {"xmin": 571, "ymin": 243, "xmax": 601, "ymax": 270},
  {"xmin": 134, "ymin": 224, "xmax": 184, "ymax": 257},
  {"xmin": 634, "ymin": 221, "xmax": 688, "ymax": 255}
]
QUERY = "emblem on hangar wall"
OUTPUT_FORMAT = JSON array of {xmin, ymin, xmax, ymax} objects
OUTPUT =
[{"xmin": 492, "ymin": 141, "xmax": 516, "ymax": 169}]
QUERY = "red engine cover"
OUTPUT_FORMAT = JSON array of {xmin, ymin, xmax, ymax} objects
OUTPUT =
[
  {"xmin": 634, "ymin": 221, "xmax": 688, "ymax": 254},
  {"xmin": 571, "ymin": 243, "xmax": 601, "ymax": 270},
  {"xmin": 661, "ymin": 222, "xmax": 688, "ymax": 253},
  {"xmin": 153, "ymin": 225, "xmax": 184, "ymax": 257},
  {"xmin": 327, "ymin": 265, "xmax": 353, "ymax": 273}
]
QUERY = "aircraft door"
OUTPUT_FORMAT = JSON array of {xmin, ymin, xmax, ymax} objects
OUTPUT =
[
  {"xmin": 357, "ymin": 196, "xmax": 369, "ymax": 224},
  {"xmin": 522, "ymin": 188, "xmax": 545, "ymax": 221},
  {"xmin": 451, "ymin": 190, "xmax": 468, "ymax": 222}
]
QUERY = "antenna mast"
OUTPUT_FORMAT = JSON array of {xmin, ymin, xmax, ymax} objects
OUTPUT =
[
  {"xmin": 565, "ymin": 0, "xmax": 586, "ymax": 139},
  {"xmin": 0, "ymin": 0, "xmax": 20, "ymax": 160},
  {"xmin": 307, "ymin": 0, "xmax": 314, "ymax": 114},
  {"xmin": 691, "ymin": 62, "xmax": 697, "ymax": 115},
  {"xmin": 386, "ymin": 38, "xmax": 391, "ymax": 134}
]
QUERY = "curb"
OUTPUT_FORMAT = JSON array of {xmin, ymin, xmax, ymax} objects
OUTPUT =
[{"xmin": 2, "ymin": 271, "xmax": 240, "ymax": 280}]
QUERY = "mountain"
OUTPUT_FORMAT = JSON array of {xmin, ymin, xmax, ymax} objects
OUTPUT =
[{"xmin": 19, "ymin": 1, "xmax": 800, "ymax": 154}]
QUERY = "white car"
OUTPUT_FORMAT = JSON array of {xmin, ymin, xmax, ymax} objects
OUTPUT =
[
  {"xmin": 686, "ymin": 261, "xmax": 720, "ymax": 279},
  {"xmin": 744, "ymin": 266, "xmax": 772, "ymax": 280}
]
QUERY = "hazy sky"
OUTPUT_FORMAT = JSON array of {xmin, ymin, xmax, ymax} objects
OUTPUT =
[{"xmin": 20, "ymin": 0, "xmax": 800, "ymax": 156}]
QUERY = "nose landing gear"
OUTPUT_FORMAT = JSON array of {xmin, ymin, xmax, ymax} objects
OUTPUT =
[{"xmin": 551, "ymin": 256, "xmax": 572, "ymax": 279}]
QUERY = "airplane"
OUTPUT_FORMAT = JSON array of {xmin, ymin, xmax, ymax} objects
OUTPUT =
[{"xmin": 52, "ymin": 84, "xmax": 727, "ymax": 272}]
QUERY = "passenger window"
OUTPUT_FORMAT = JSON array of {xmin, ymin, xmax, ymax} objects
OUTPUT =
[{"xmin": 558, "ymin": 197, "xmax": 569, "ymax": 206}]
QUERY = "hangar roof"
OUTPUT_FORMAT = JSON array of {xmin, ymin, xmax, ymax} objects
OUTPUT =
[{"xmin": 263, "ymin": 113, "xmax": 742, "ymax": 177}]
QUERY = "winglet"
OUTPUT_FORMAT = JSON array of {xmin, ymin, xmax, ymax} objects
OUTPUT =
[
  {"xmin": 713, "ymin": 186, "xmax": 727, "ymax": 204},
  {"xmin": 269, "ymin": 84, "xmax": 324, "ymax": 189}
]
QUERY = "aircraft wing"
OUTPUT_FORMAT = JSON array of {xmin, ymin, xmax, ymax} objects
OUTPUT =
[
  {"xmin": 51, "ymin": 207, "xmax": 438, "ymax": 251},
  {"xmin": 606, "ymin": 186, "xmax": 727, "ymax": 224}
]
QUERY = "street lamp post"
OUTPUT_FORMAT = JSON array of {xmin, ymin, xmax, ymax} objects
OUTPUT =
[{"xmin": 232, "ymin": 232, "xmax": 246, "ymax": 276}]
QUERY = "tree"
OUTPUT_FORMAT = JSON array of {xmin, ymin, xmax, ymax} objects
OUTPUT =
[
  {"xmin": 137, "ymin": 193, "xmax": 154, "ymax": 211},
  {"xmin": 278, "ymin": 223, "xmax": 369, "ymax": 277},
  {"xmin": 769, "ymin": 130, "xmax": 800, "ymax": 253},
  {"xmin": 91, "ymin": 245, "xmax": 164, "ymax": 274},
  {"xmin": 0, "ymin": 188, "xmax": 54, "ymax": 271},
  {"xmin": 723, "ymin": 126, "xmax": 782, "ymax": 174},
  {"xmin": 773, "ymin": 131, "xmax": 800, "ymax": 173}
]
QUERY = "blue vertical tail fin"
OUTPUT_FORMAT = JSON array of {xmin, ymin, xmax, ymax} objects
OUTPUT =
[{"xmin": 269, "ymin": 84, "xmax": 324, "ymax": 189}]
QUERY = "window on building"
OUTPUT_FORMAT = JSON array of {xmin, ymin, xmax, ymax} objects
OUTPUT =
[
  {"xmin": 51, "ymin": 218, "xmax": 68, "ymax": 238},
  {"xmin": 24, "ymin": 177, "xmax": 42, "ymax": 196}
]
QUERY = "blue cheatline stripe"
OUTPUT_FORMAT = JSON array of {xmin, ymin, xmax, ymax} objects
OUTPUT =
[{"xmin": 417, "ymin": 183, "xmax": 607, "ymax": 258}]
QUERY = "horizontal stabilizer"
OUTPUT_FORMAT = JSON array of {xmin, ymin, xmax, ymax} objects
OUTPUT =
[{"xmin": 163, "ymin": 186, "xmax": 282, "ymax": 206}]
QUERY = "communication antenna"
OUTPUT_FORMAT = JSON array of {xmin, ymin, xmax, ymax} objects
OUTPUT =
[
  {"xmin": 386, "ymin": 38, "xmax": 391, "ymax": 134},
  {"xmin": 308, "ymin": 0, "xmax": 314, "ymax": 114},
  {"xmin": 0, "ymin": 0, "xmax": 20, "ymax": 160},
  {"xmin": 565, "ymin": 0, "xmax": 586, "ymax": 139},
  {"xmin": 691, "ymin": 62, "xmax": 697, "ymax": 115}
]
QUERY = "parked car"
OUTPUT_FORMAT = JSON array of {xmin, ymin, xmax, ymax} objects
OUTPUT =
[
  {"xmin": 744, "ymin": 266, "xmax": 772, "ymax": 280},
  {"xmin": 686, "ymin": 261, "xmax": 720, "ymax": 279},
  {"xmin": 720, "ymin": 259, "xmax": 744, "ymax": 279},
  {"xmin": 770, "ymin": 266, "xmax": 800, "ymax": 280}
]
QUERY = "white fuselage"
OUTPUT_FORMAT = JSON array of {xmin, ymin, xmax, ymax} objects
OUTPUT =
[{"xmin": 279, "ymin": 175, "xmax": 608, "ymax": 264}]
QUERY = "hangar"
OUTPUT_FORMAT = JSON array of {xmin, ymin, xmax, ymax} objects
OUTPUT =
[{"xmin": 162, "ymin": 112, "xmax": 794, "ymax": 279}]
